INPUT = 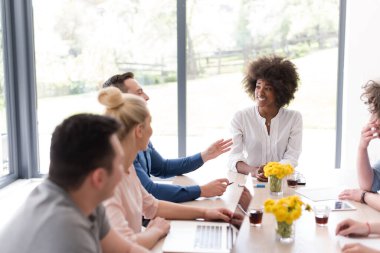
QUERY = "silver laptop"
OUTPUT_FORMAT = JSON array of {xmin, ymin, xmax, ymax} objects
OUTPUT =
[{"xmin": 162, "ymin": 185, "xmax": 252, "ymax": 253}]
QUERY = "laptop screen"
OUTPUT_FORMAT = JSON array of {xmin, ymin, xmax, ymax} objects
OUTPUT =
[{"xmin": 230, "ymin": 186, "xmax": 252, "ymax": 230}]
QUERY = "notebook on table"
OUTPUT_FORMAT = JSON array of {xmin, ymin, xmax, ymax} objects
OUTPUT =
[{"xmin": 162, "ymin": 185, "xmax": 252, "ymax": 253}]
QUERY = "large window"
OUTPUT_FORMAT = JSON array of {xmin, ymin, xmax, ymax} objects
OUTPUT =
[
  {"xmin": 186, "ymin": 0, "xmax": 340, "ymax": 170},
  {"xmin": 0, "ymin": 0, "xmax": 349, "ymax": 188},
  {"xmin": 32, "ymin": 0, "xmax": 177, "ymax": 173},
  {"xmin": 341, "ymin": 0, "xmax": 380, "ymax": 169}
]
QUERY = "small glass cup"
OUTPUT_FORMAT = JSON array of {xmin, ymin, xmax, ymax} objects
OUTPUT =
[
  {"xmin": 249, "ymin": 207, "xmax": 264, "ymax": 227},
  {"xmin": 313, "ymin": 205, "xmax": 331, "ymax": 226},
  {"xmin": 287, "ymin": 172, "xmax": 299, "ymax": 188}
]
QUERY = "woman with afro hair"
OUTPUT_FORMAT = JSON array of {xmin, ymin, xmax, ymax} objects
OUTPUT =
[{"xmin": 228, "ymin": 55, "xmax": 302, "ymax": 181}]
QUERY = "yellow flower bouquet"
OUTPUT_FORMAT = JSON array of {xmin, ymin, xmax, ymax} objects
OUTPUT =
[
  {"xmin": 264, "ymin": 195, "xmax": 311, "ymax": 242},
  {"xmin": 264, "ymin": 162, "xmax": 294, "ymax": 195}
]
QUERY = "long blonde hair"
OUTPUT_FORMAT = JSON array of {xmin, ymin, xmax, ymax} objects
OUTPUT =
[{"xmin": 98, "ymin": 87, "xmax": 149, "ymax": 140}]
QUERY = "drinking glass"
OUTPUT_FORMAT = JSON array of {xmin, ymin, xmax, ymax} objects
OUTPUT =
[
  {"xmin": 287, "ymin": 172, "xmax": 299, "ymax": 188},
  {"xmin": 313, "ymin": 205, "xmax": 330, "ymax": 226},
  {"xmin": 249, "ymin": 207, "xmax": 264, "ymax": 227}
]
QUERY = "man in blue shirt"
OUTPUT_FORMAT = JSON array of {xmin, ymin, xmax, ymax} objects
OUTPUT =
[{"xmin": 103, "ymin": 72, "xmax": 232, "ymax": 202}]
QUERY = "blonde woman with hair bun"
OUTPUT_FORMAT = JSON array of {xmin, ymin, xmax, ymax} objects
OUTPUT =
[
  {"xmin": 99, "ymin": 87, "xmax": 233, "ymax": 250},
  {"xmin": 98, "ymin": 87, "xmax": 150, "ymax": 153}
]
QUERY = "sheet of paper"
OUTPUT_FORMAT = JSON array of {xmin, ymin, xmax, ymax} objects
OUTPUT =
[{"xmin": 295, "ymin": 187, "xmax": 342, "ymax": 201}]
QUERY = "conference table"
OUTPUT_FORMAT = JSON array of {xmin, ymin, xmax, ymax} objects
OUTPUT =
[{"xmin": 152, "ymin": 165, "xmax": 380, "ymax": 253}]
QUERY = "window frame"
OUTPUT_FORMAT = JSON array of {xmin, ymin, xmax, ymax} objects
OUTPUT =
[{"xmin": 0, "ymin": 0, "xmax": 40, "ymax": 188}]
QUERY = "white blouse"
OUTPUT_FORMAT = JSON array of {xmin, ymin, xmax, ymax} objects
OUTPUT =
[{"xmin": 228, "ymin": 106, "xmax": 302, "ymax": 171}]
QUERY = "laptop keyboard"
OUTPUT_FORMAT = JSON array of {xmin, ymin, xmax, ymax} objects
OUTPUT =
[{"xmin": 194, "ymin": 225, "xmax": 222, "ymax": 249}]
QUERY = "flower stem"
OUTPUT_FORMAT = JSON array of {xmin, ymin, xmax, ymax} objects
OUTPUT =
[
  {"xmin": 277, "ymin": 221, "xmax": 293, "ymax": 238},
  {"xmin": 270, "ymin": 176, "xmax": 282, "ymax": 192}
]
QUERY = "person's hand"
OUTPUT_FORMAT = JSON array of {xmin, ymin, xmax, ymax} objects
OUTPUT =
[
  {"xmin": 252, "ymin": 165, "xmax": 268, "ymax": 182},
  {"xmin": 230, "ymin": 212, "xmax": 245, "ymax": 227},
  {"xmin": 359, "ymin": 118, "xmax": 380, "ymax": 150},
  {"xmin": 200, "ymin": 178, "xmax": 229, "ymax": 197},
  {"xmin": 201, "ymin": 138, "xmax": 233, "ymax": 162},
  {"xmin": 339, "ymin": 189, "xmax": 362, "ymax": 202},
  {"xmin": 336, "ymin": 218, "xmax": 369, "ymax": 236},
  {"xmin": 342, "ymin": 243, "xmax": 380, "ymax": 253},
  {"xmin": 204, "ymin": 207, "xmax": 233, "ymax": 222},
  {"xmin": 146, "ymin": 217, "xmax": 170, "ymax": 238}
]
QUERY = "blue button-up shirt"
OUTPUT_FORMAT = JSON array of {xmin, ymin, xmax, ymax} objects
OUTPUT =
[{"xmin": 134, "ymin": 142, "xmax": 204, "ymax": 202}]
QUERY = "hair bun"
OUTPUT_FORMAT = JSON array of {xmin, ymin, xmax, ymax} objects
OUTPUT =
[{"xmin": 98, "ymin": 87, "xmax": 124, "ymax": 109}]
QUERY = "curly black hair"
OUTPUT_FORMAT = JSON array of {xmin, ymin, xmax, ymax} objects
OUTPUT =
[
  {"xmin": 243, "ymin": 55, "xmax": 300, "ymax": 108},
  {"xmin": 361, "ymin": 80, "xmax": 380, "ymax": 119}
]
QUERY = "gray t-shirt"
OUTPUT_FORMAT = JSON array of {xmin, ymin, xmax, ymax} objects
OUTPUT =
[{"xmin": 0, "ymin": 179, "xmax": 110, "ymax": 253}]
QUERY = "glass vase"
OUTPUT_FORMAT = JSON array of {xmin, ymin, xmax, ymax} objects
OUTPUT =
[
  {"xmin": 269, "ymin": 175, "xmax": 283, "ymax": 196},
  {"xmin": 276, "ymin": 221, "xmax": 295, "ymax": 243}
]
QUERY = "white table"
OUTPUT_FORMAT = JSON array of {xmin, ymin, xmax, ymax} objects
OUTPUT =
[{"xmin": 152, "ymin": 166, "xmax": 380, "ymax": 253}]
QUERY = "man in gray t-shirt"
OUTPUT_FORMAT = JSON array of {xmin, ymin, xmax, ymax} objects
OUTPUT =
[
  {"xmin": 0, "ymin": 114, "xmax": 148, "ymax": 253},
  {"xmin": 1, "ymin": 179, "xmax": 110, "ymax": 253}
]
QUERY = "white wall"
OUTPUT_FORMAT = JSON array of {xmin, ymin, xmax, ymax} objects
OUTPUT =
[{"xmin": 342, "ymin": 0, "xmax": 380, "ymax": 169}]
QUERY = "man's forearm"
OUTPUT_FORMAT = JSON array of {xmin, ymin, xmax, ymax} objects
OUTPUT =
[
  {"xmin": 363, "ymin": 192, "xmax": 380, "ymax": 212},
  {"xmin": 357, "ymin": 148, "xmax": 375, "ymax": 191}
]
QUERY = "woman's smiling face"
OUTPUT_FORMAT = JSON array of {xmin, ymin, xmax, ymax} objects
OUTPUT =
[{"xmin": 255, "ymin": 79, "xmax": 277, "ymax": 109}]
